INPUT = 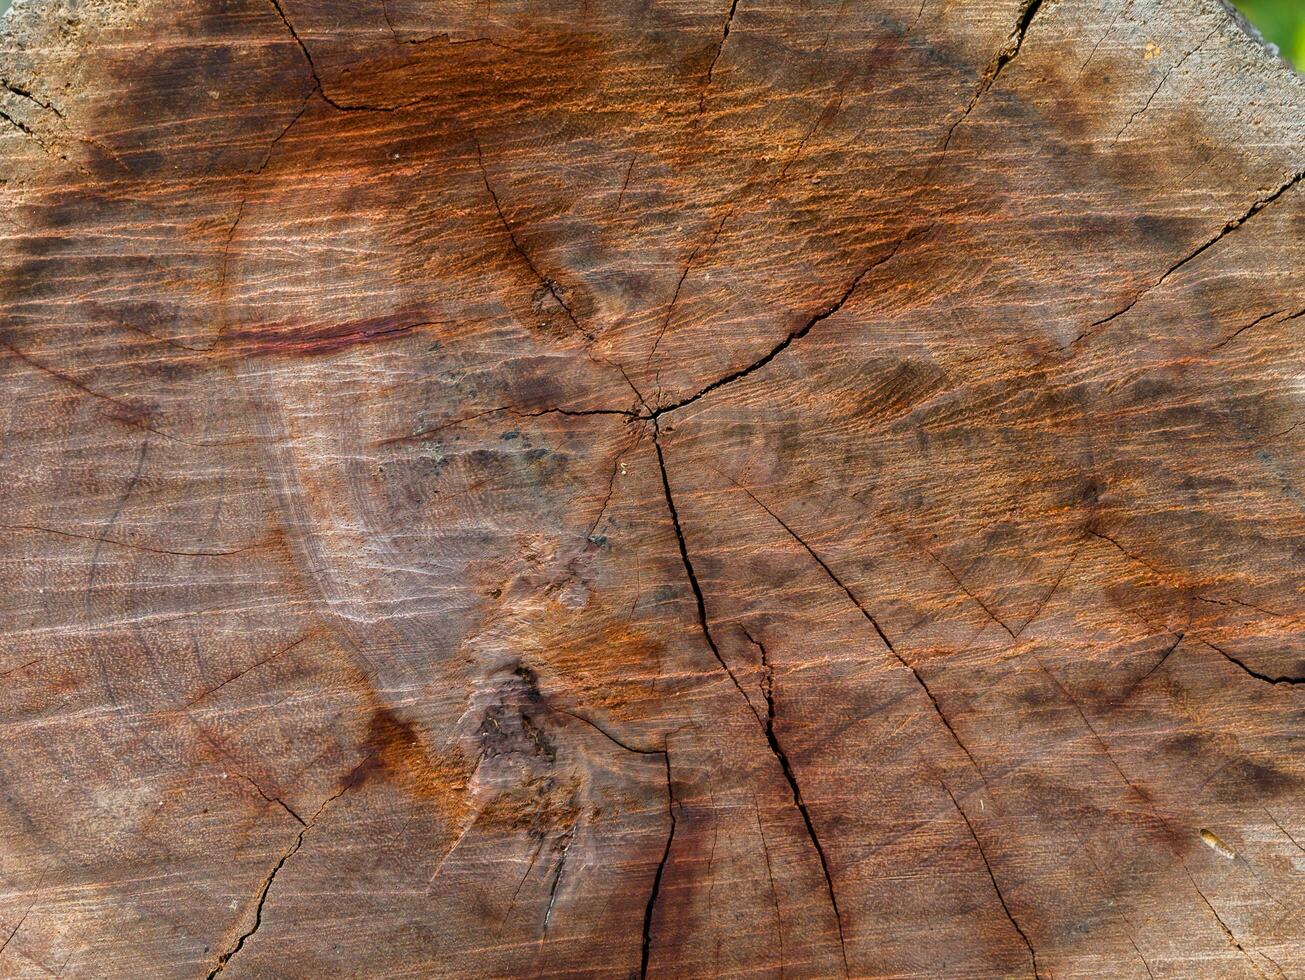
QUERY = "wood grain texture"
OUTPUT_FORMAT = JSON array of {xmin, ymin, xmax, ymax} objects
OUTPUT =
[{"xmin": 1, "ymin": 0, "xmax": 1303, "ymax": 975}]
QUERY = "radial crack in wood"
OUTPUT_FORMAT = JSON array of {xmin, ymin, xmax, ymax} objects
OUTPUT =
[{"xmin": 0, "ymin": 0, "xmax": 1303, "ymax": 975}]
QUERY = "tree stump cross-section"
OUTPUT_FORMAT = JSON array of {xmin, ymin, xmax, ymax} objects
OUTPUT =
[{"xmin": 1, "ymin": 0, "xmax": 1304, "ymax": 975}]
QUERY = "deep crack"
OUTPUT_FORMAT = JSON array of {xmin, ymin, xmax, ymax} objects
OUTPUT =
[
  {"xmin": 936, "ymin": 0, "xmax": 1047, "ymax": 161},
  {"xmin": 699, "ymin": 0, "xmax": 742, "ymax": 113},
  {"xmin": 746, "ymin": 630, "xmax": 850, "ymax": 975},
  {"xmin": 0, "ymin": 105, "xmax": 43, "ymax": 143},
  {"xmin": 1, "ymin": 79, "xmax": 63, "ymax": 117},
  {"xmin": 651, "ymin": 423, "xmax": 849, "ymax": 975},
  {"xmin": 640, "ymin": 751, "xmax": 677, "ymax": 978},
  {"xmin": 1203, "ymin": 640, "xmax": 1305, "ymax": 688},
  {"xmin": 733, "ymin": 481, "xmax": 986, "ymax": 783}
]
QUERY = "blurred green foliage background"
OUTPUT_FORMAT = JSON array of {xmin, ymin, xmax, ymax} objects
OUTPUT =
[
  {"xmin": 1236, "ymin": 0, "xmax": 1305, "ymax": 66},
  {"xmin": 0, "ymin": 1, "xmax": 1298, "ymax": 68}
]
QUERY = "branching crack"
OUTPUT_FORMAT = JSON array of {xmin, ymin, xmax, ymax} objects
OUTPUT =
[
  {"xmin": 1075, "ymin": 169, "xmax": 1305, "ymax": 344},
  {"xmin": 1031, "ymin": 653, "xmax": 1160, "ymax": 816},
  {"xmin": 650, "ymin": 228, "xmax": 927, "ymax": 416},
  {"xmin": 237, "ymin": 774, "xmax": 308, "ymax": 827},
  {"xmin": 1092, "ymin": 532, "xmax": 1305, "ymax": 690},
  {"xmin": 744, "ymin": 628, "xmax": 850, "ymax": 976},
  {"xmin": 653, "ymin": 427, "xmax": 779, "ymax": 710},
  {"xmin": 549, "ymin": 708, "xmax": 674, "ymax": 974},
  {"xmin": 0, "ymin": 103, "xmax": 78, "ymax": 174},
  {"xmin": 474, "ymin": 138, "xmax": 594, "ymax": 342},
  {"xmin": 353, "ymin": 231, "xmax": 922, "ymax": 427},
  {"xmin": 940, "ymin": 781, "xmax": 1040, "ymax": 978},
  {"xmin": 651, "ymin": 426, "xmax": 849, "ymax": 975},
  {"xmin": 264, "ymin": 0, "xmax": 406, "ymax": 112},
  {"xmin": 206, "ymin": 773, "xmax": 360, "ymax": 977},
  {"xmin": 740, "ymin": 627, "xmax": 772, "ymax": 726},
  {"xmin": 0, "ymin": 98, "xmax": 85, "ymax": 173},
  {"xmin": 732, "ymin": 480, "xmax": 985, "ymax": 783}
]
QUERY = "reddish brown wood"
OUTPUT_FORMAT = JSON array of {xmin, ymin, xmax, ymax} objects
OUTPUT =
[{"xmin": 1, "ymin": 0, "xmax": 1303, "ymax": 975}]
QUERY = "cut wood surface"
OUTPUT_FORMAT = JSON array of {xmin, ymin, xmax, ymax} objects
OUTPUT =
[{"xmin": 1, "ymin": 0, "xmax": 1304, "ymax": 975}]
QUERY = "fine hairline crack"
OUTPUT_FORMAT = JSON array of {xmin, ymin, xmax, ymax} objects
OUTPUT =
[
  {"xmin": 699, "ymin": 0, "xmax": 742, "ymax": 113},
  {"xmin": 473, "ymin": 137, "xmax": 593, "ymax": 343},
  {"xmin": 940, "ymin": 781, "xmax": 1041, "ymax": 978}
]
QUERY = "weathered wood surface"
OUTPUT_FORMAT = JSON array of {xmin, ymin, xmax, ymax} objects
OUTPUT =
[{"xmin": 1, "ymin": 0, "xmax": 1303, "ymax": 975}]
